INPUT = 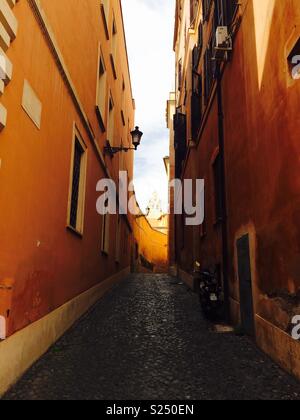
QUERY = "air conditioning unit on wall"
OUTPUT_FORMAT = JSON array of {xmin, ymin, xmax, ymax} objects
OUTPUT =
[{"xmin": 215, "ymin": 26, "xmax": 232, "ymax": 51}]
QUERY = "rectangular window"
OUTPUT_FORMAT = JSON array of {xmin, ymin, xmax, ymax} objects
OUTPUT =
[
  {"xmin": 215, "ymin": 0, "xmax": 238, "ymax": 26},
  {"xmin": 68, "ymin": 131, "xmax": 87, "ymax": 234},
  {"xmin": 96, "ymin": 51, "xmax": 107, "ymax": 132},
  {"xmin": 204, "ymin": 41, "xmax": 214, "ymax": 103},
  {"xmin": 107, "ymin": 94, "xmax": 115, "ymax": 146},
  {"xmin": 121, "ymin": 77, "xmax": 126, "ymax": 126},
  {"xmin": 198, "ymin": 22, "xmax": 203, "ymax": 51},
  {"xmin": 110, "ymin": 17, "xmax": 118, "ymax": 79},
  {"xmin": 112, "ymin": 18, "xmax": 117, "ymax": 58},
  {"xmin": 213, "ymin": 154, "xmax": 223, "ymax": 222},
  {"xmin": 191, "ymin": 72, "xmax": 202, "ymax": 140},
  {"xmin": 225, "ymin": 0, "xmax": 238, "ymax": 25},
  {"xmin": 101, "ymin": 0, "xmax": 110, "ymax": 39}
]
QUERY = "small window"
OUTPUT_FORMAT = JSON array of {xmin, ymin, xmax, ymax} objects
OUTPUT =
[
  {"xmin": 121, "ymin": 76, "xmax": 126, "ymax": 126},
  {"xmin": 204, "ymin": 39, "xmax": 215, "ymax": 104},
  {"xmin": 112, "ymin": 17, "xmax": 117, "ymax": 37},
  {"xmin": 96, "ymin": 51, "xmax": 107, "ymax": 131},
  {"xmin": 110, "ymin": 17, "xmax": 118, "ymax": 79},
  {"xmin": 101, "ymin": 0, "xmax": 110, "ymax": 39},
  {"xmin": 213, "ymin": 154, "xmax": 223, "ymax": 223},
  {"xmin": 107, "ymin": 94, "xmax": 115, "ymax": 146},
  {"xmin": 68, "ymin": 131, "xmax": 87, "ymax": 234},
  {"xmin": 215, "ymin": 0, "xmax": 238, "ymax": 26}
]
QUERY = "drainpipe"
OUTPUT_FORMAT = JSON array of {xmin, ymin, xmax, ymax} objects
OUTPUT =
[{"xmin": 216, "ymin": 63, "xmax": 230, "ymax": 322}]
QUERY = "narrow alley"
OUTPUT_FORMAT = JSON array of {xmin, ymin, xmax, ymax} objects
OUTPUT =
[
  {"xmin": 4, "ymin": 274, "xmax": 300, "ymax": 401},
  {"xmin": 1, "ymin": 0, "xmax": 300, "ymax": 403}
]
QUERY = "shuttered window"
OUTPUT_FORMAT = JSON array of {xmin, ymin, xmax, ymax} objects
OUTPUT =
[
  {"xmin": 68, "ymin": 132, "xmax": 87, "ymax": 235},
  {"xmin": 96, "ymin": 52, "xmax": 107, "ymax": 132},
  {"xmin": 202, "ymin": 0, "xmax": 213, "ymax": 22},
  {"xmin": 204, "ymin": 41, "xmax": 214, "ymax": 103},
  {"xmin": 215, "ymin": 0, "xmax": 238, "ymax": 26}
]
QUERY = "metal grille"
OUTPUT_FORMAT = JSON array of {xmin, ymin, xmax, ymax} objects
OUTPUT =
[{"xmin": 70, "ymin": 139, "xmax": 83, "ymax": 229}]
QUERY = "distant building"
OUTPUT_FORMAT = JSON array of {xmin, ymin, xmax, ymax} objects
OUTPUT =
[
  {"xmin": 146, "ymin": 191, "xmax": 169, "ymax": 235},
  {"xmin": 132, "ymin": 198, "xmax": 168, "ymax": 274}
]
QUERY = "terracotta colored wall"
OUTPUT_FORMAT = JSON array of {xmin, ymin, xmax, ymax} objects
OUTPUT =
[
  {"xmin": 0, "ymin": 0, "xmax": 135, "ymax": 336},
  {"xmin": 173, "ymin": 0, "xmax": 300, "ymax": 334}
]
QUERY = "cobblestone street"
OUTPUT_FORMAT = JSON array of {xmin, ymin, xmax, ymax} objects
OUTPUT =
[{"xmin": 4, "ymin": 274, "xmax": 300, "ymax": 400}]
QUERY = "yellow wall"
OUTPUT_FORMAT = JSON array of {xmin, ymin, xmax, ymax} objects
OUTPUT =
[
  {"xmin": 133, "ymin": 207, "xmax": 168, "ymax": 274},
  {"xmin": 0, "ymin": 0, "xmax": 135, "ymax": 337}
]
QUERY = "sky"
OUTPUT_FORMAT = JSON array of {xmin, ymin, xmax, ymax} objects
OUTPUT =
[{"xmin": 122, "ymin": 0, "xmax": 175, "ymax": 212}]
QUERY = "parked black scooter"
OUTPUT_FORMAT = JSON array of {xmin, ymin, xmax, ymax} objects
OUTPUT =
[{"xmin": 198, "ymin": 268, "xmax": 223, "ymax": 321}]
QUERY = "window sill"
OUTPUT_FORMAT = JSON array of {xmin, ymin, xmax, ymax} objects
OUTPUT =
[{"xmin": 67, "ymin": 225, "xmax": 83, "ymax": 239}]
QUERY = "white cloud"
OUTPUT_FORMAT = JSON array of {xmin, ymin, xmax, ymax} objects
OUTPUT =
[{"xmin": 122, "ymin": 0, "xmax": 175, "ymax": 212}]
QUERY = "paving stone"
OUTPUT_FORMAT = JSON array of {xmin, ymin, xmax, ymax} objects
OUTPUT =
[{"xmin": 3, "ymin": 273, "xmax": 300, "ymax": 400}]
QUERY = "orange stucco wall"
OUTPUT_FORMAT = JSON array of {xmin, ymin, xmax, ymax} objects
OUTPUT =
[
  {"xmin": 0, "ymin": 0, "xmax": 135, "ymax": 336},
  {"xmin": 173, "ymin": 0, "xmax": 300, "ymax": 376}
]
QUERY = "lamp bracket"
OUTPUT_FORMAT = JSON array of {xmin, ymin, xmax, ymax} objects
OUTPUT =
[{"xmin": 104, "ymin": 141, "xmax": 137, "ymax": 157}]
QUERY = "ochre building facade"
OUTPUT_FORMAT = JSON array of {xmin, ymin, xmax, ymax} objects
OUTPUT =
[
  {"xmin": 171, "ymin": 0, "xmax": 300, "ymax": 378},
  {"xmin": 0, "ymin": 0, "xmax": 139, "ymax": 394}
]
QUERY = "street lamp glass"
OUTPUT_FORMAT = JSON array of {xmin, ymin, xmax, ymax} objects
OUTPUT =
[{"xmin": 131, "ymin": 126, "xmax": 143, "ymax": 149}]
